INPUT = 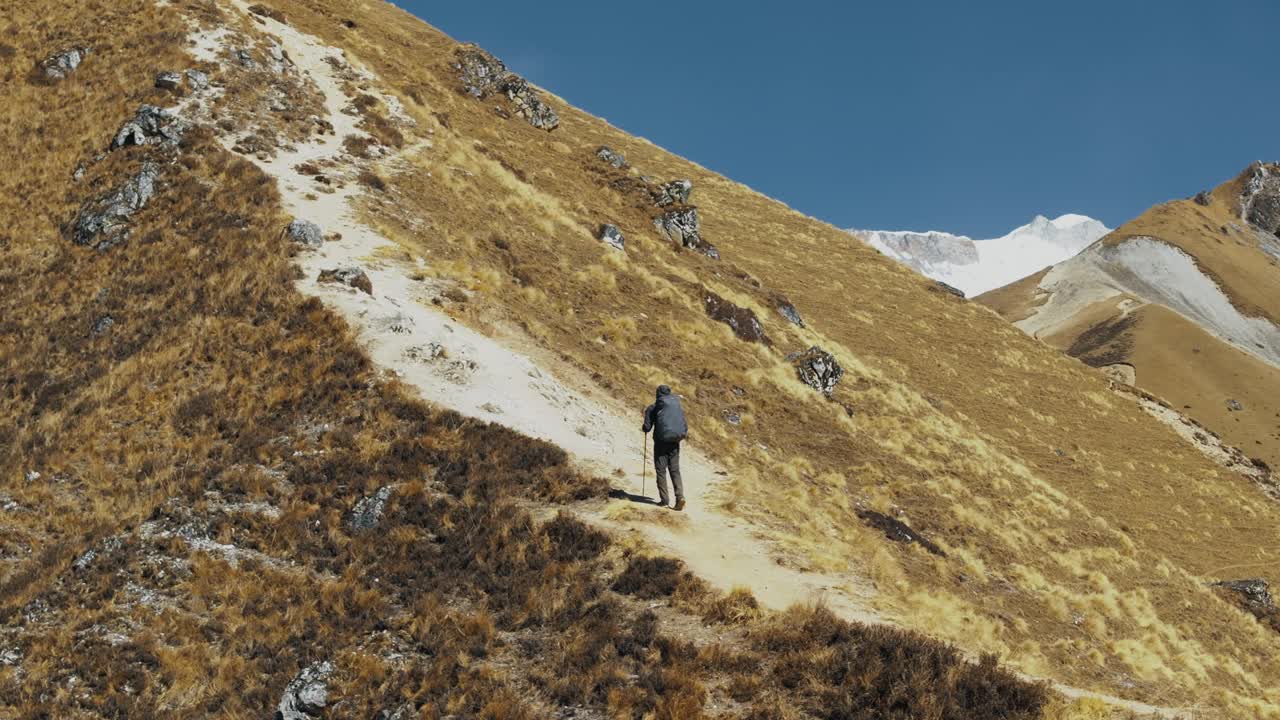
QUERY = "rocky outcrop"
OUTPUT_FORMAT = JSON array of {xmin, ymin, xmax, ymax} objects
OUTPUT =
[
  {"xmin": 1193, "ymin": 190, "xmax": 1212, "ymax": 206},
  {"xmin": 1212, "ymin": 578, "xmax": 1279, "ymax": 632},
  {"xmin": 1213, "ymin": 579, "xmax": 1275, "ymax": 614},
  {"xmin": 456, "ymin": 46, "xmax": 509, "ymax": 98},
  {"xmin": 185, "ymin": 69, "xmax": 210, "ymax": 91},
  {"xmin": 596, "ymin": 146, "xmax": 628, "ymax": 169},
  {"xmin": 598, "ymin": 223, "xmax": 625, "ymax": 251},
  {"xmin": 1240, "ymin": 162, "xmax": 1280, "ymax": 236},
  {"xmin": 653, "ymin": 179, "xmax": 692, "ymax": 207},
  {"xmin": 453, "ymin": 45, "xmax": 559, "ymax": 131},
  {"xmin": 232, "ymin": 48, "xmax": 257, "ymax": 70},
  {"xmin": 772, "ymin": 295, "xmax": 805, "ymax": 327},
  {"xmin": 704, "ymin": 290, "xmax": 767, "ymax": 343},
  {"xmin": 856, "ymin": 508, "xmax": 946, "ymax": 556},
  {"xmin": 112, "ymin": 105, "xmax": 188, "ymax": 149},
  {"xmin": 654, "ymin": 208, "xmax": 718, "ymax": 259},
  {"xmin": 287, "ymin": 219, "xmax": 323, "ymax": 248},
  {"xmin": 791, "ymin": 346, "xmax": 843, "ymax": 396},
  {"xmin": 932, "ymin": 280, "xmax": 966, "ymax": 299},
  {"xmin": 276, "ymin": 661, "xmax": 333, "ymax": 720},
  {"xmin": 503, "ymin": 76, "xmax": 560, "ymax": 131},
  {"xmin": 71, "ymin": 163, "xmax": 159, "ymax": 250},
  {"xmin": 319, "ymin": 267, "xmax": 373, "ymax": 295},
  {"xmin": 38, "ymin": 47, "xmax": 89, "ymax": 81},
  {"xmin": 347, "ymin": 486, "xmax": 392, "ymax": 532}
]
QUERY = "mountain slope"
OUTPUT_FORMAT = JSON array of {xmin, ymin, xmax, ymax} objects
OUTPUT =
[
  {"xmin": 2, "ymin": 1, "xmax": 1279, "ymax": 718},
  {"xmin": 979, "ymin": 165, "xmax": 1280, "ymax": 470},
  {"xmin": 854, "ymin": 214, "xmax": 1109, "ymax": 296}
]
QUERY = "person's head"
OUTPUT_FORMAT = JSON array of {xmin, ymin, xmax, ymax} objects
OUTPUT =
[{"xmin": 656, "ymin": 384, "xmax": 672, "ymax": 399}]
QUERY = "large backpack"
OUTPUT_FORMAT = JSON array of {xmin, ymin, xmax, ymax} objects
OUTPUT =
[{"xmin": 653, "ymin": 394, "xmax": 688, "ymax": 443}]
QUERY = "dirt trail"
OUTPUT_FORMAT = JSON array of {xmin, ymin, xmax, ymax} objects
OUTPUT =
[{"xmin": 190, "ymin": 5, "xmax": 1193, "ymax": 717}]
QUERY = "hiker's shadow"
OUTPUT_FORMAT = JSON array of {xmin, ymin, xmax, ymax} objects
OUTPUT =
[{"xmin": 608, "ymin": 488, "xmax": 662, "ymax": 505}]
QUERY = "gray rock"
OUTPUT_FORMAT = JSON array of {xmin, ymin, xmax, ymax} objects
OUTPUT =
[
  {"xmin": 267, "ymin": 42, "xmax": 289, "ymax": 73},
  {"xmin": 1192, "ymin": 190, "xmax": 1212, "ymax": 206},
  {"xmin": 276, "ymin": 661, "xmax": 333, "ymax": 720},
  {"xmin": 1240, "ymin": 161, "xmax": 1280, "ymax": 237},
  {"xmin": 1212, "ymin": 578, "xmax": 1275, "ymax": 614},
  {"xmin": 185, "ymin": 69, "xmax": 210, "ymax": 90},
  {"xmin": 91, "ymin": 315, "xmax": 114, "ymax": 335},
  {"xmin": 39, "ymin": 47, "xmax": 89, "ymax": 81},
  {"xmin": 111, "ymin": 105, "xmax": 188, "ymax": 149},
  {"xmin": 1228, "ymin": 398, "xmax": 1243, "ymax": 412},
  {"xmin": 773, "ymin": 296, "xmax": 805, "ymax": 327},
  {"xmin": 598, "ymin": 224, "xmax": 625, "ymax": 251},
  {"xmin": 347, "ymin": 487, "xmax": 393, "ymax": 532},
  {"xmin": 231, "ymin": 48, "xmax": 257, "ymax": 69},
  {"xmin": 318, "ymin": 267, "xmax": 373, "ymax": 295},
  {"xmin": 791, "ymin": 346, "xmax": 844, "ymax": 396},
  {"xmin": 454, "ymin": 45, "xmax": 559, "ymax": 131},
  {"xmin": 653, "ymin": 179, "xmax": 693, "ymax": 207},
  {"xmin": 72, "ymin": 163, "xmax": 160, "ymax": 250},
  {"xmin": 287, "ymin": 219, "xmax": 323, "ymax": 247},
  {"xmin": 596, "ymin": 146, "xmax": 628, "ymax": 169},
  {"xmin": 932, "ymin": 280, "xmax": 966, "ymax": 299},
  {"xmin": 654, "ymin": 208, "xmax": 718, "ymax": 259},
  {"xmin": 155, "ymin": 71, "xmax": 183, "ymax": 91},
  {"xmin": 504, "ymin": 77, "xmax": 560, "ymax": 131},
  {"xmin": 455, "ymin": 45, "xmax": 509, "ymax": 98},
  {"xmin": 722, "ymin": 409, "xmax": 741, "ymax": 426}
]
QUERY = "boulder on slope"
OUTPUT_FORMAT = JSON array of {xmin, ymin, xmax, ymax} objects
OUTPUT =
[
  {"xmin": 791, "ymin": 345, "xmax": 844, "ymax": 396},
  {"xmin": 319, "ymin": 267, "xmax": 373, "ymax": 295},
  {"xmin": 112, "ymin": 105, "xmax": 188, "ymax": 149},
  {"xmin": 71, "ymin": 163, "xmax": 160, "ymax": 250},
  {"xmin": 453, "ymin": 45, "xmax": 559, "ymax": 131},
  {"xmin": 276, "ymin": 661, "xmax": 333, "ymax": 720},
  {"xmin": 654, "ymin": 207, "xmax": 718, "ymax": 259},
  {"xmin": 598, "ymin": 223, "xmax": 625, "ymax": 251},
  {"xmin": 653, "ymin": 179, "xmax": 693, "ymax": 207},
  {"xmin": 38, "ymin": 47, "xmax": 89, "ymax": 81},
  {"xmin": 286, "ymin": 219, "xmax": 323, "ymax": 248},
  {"xmin": 596, "ymin": 146, "xmax": 628, "ymax": 169}
]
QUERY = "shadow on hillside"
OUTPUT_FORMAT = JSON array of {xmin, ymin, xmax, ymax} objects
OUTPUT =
[{"xmin": 608, "ymin": 488, "xmax": 662, "ymax": 505}]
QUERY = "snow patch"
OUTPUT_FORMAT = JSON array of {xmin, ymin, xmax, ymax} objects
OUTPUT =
[
  {"xmin": 852, "ymin": 214, "xmax": 1110, "ymax": 296},
  {"xmin": 1019, "ymin": 237, "xmax": 1280, "ymax": 368}
]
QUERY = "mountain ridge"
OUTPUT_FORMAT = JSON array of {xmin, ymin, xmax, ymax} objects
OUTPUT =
[{"xmin": 853, "ymin": 213, "xmax": 1110, "ymax": 296}]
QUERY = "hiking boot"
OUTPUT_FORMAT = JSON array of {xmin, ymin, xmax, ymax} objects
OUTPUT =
[{"xmin": 673, "ymin": 498, "xmax": 685, "ymax": 512}]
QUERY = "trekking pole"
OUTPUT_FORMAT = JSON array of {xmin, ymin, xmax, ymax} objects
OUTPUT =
[{"xmin": 641, "ymin": 432, "xmax": 648, "ymax": 500}]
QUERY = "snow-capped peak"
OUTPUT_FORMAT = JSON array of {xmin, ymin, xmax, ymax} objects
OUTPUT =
[{"xmin": 851, "ymin": 214, "xmax": 1110, "ymax": 297}]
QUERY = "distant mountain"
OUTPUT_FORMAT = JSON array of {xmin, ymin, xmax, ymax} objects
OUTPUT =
[{"xmin": 852, "ymin": 214, "xmax": 1110, "ymax": 296}]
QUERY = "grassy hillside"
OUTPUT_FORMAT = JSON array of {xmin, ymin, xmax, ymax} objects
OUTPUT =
[
  {"xmin": 248, "ymin": 1, "xmax": 1280, "ymax": 715},
  {"xmin": 1, "ymin": 0, "xmax": 1278, "ymax": 717},
  {"xmin": 980, "ymin": 169, "xmax": 1280, "ymax": 470},
  {"xmin": 0, "ymin": 1, "xmax": 1050, "ymax": 718}
]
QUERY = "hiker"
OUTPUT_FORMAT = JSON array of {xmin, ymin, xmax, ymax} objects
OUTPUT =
[{"xmin": 642, "ymin": 384, "xmax": 688, "ymax": 511}]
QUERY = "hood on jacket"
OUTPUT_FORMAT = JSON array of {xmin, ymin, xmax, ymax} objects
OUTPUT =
[{"xmin": 656, "ymin": 384, "xmax": 672, "ymax": 399}]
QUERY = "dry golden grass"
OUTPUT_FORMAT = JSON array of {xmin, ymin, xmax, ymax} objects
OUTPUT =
[
  {"xmin": 221, "ymin": 1, "xmax": 1280, "ymax": 715},
  {"xmin": 980, "ymin": 172, "xmax": 1280, "ymax": 472},
  {"xmin": 0, "ymin": 1, "xmax": 1050, "ymax": 718}
]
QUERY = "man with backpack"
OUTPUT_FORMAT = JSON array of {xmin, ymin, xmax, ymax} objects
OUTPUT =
[{"xmin": 641, "ymin": 384, "xmax": 688, "ymax": 511}]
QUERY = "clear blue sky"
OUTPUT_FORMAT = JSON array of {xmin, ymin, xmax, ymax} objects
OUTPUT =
[{"xmin": 405, "ymin": 0, "xmax": 1280, "ymax": 238}]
